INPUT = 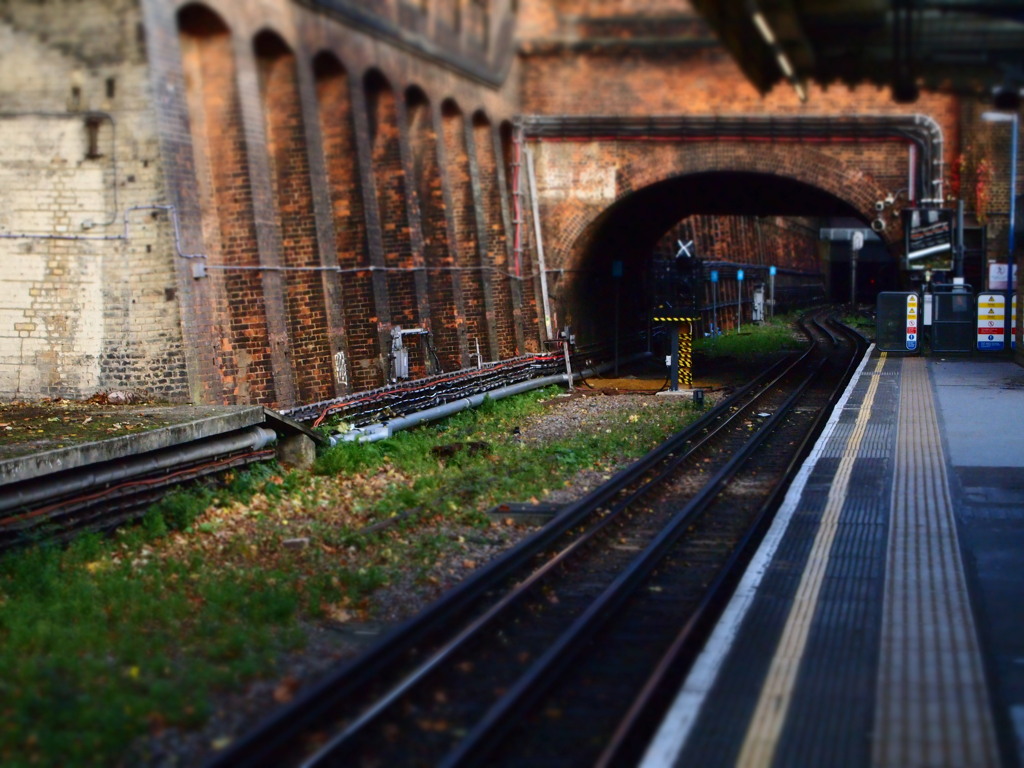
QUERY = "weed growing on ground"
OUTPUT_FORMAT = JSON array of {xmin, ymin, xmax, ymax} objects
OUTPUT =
[
  {"xmin": 0, "ymin": 385, "xmax": 703, "ymax": 767},
  {"xmin": 842, "ymin": 312, "xmax": 875, "ymax": 336},
  {"xmin": 695, "ymin": 312, "xmax": 806, "ymax": 359}
]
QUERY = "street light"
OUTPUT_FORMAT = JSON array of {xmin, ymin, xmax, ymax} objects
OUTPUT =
[{"xmin": 981, "ymin": 110, "xmax": 1018, "ymax": 352}]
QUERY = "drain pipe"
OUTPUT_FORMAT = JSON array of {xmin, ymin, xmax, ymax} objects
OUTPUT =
[
  {"xmin": 524, "ymin": 146, "xmax": 555, "ymax": 341},
  {"xmin": 331, "ymin": 354, "xmax": 650, "ymax": 444},
  {"xmin": 0, "ymin": 426, "xmax": 278, "ymax": 516}
]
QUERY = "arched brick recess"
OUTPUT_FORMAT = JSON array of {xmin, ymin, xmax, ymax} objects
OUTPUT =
[
  {"xmin": 255, "ymin": 31, "xmax": 332, "ymax": 404},
  {"xmin": 442, "ymin": 99, "xmax": 491, "ymax": 359},
  {"xmin": 313, "ymin": 52, "xmax": 379, "ymax": 393},
  {"xmin": 365, "ymin": 70, "xmax": 423, "ymax": 378},
  {"xmin": 407, "ymin": 87, "xmax": 465, "ymax": 371},
  {"xmin": 178, "ymin": 4, "xmax": 276, "ymax": 404},
  {"xmin": 472, "ymin": 111, "xmax": 517, "ymax": 357},
  {"xmin": 437, "ymin": 0, "xmax": 461, "ymax": 36}
]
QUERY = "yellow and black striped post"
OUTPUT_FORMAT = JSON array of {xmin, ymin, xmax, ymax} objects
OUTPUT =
[
  {"xmin": 677, "ymin": 323, "xmax": 693, "ymax": 389},
  {"xmin": 652, "ymin": 315, "xmax": 698, "ymax": 391}
]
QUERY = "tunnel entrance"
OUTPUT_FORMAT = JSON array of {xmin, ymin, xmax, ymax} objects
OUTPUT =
[{"xmin": 556, "ymin": 171, "xmax": 897, "ymax": 349}]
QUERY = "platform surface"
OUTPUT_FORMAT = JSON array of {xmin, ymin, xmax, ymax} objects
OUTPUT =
[{"xmin": 644, "ymin": 349, "xmax": 1024, "ymax": 768}]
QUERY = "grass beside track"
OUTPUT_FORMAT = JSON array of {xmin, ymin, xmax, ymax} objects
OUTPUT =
[
  {"xmin": 0, "ymin": 385, "xmax": 708, "ymax": 767},
  {"xmin": 694, "ymin": 312, "xmax": 807, "ymax": 359},
  {"xmin": 842, "ymin": 311, "xmax": 875, "ymax": 338}
]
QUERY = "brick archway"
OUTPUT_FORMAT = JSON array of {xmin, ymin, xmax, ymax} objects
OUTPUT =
[
  {"xmin": 532, "ymin": 141, "xmax": 896, "ymax": 274},
  {"xmin": 524, "ymin": 137, "xmax": 905, "ymax": 343}
]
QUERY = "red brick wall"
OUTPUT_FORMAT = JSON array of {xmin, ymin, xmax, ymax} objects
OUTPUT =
[
  {"xmin": 501, "ymin": 121, "xmax": 543, "ymax": 350},
  {"xmin": 256, "ymin": 33, "xmax": 333, "ymax": 404},
  {"xmin": 443, "ymin": 101, "xmax": 492, "ymax": 358},
  {"xmin": 366, "ymin": 71, "xmax": 426, "ymax": 378},
  {"xmin": 517, "ymin": 0, "xmax": 961, "ymax": 220},
  {"xmin": 178, "ymin": 7, "xmax": 276, "ymax": 404},
  {"xmin": 534, "ymin": 141, "xmax": 889, "ymax": 277},
  {"xmin": 962, "ymin": 99, "xmax": 1021, "ymax": 262},
  {"xmin": 659, "ymin": 215, "xmax": 823, "ymax": 271},
  {"xmin": 473, "ymin": 114, "xmax": 518, "ymax": 357},
  {"xmin": 516, "ymin": 0, "xmax": 963, "ymax": 325},
  {"xmin": 313, "ymin": 53, "xmax": 381, "ymax": 393},
  {"xmin": 153, "ymin": 0, "xmax": 522, "ymax": 406},
  {"xmin": 654, "ymin": 214, "xmax": 823, "ymax": 332},
  {"xmin": 153, "ymin": 0, "xmax": 1011, "ymax": 406},
  {"xmin": 408, "ymin": 90, "xmax": 467, "ymax": 371}
]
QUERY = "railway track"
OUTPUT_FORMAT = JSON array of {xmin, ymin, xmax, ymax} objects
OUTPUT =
[
  {"xmin": 0, "ymin": 426, "xmax": 280, "ymax": 553},
  {"xmin": 208, "ymin": 309, "xmax": 867, "ymax": 768}
]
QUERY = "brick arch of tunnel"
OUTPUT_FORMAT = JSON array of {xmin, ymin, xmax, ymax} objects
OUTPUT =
[{"xmin": 533, "ymin": 145, "xmax": 900, "ymax": 344}]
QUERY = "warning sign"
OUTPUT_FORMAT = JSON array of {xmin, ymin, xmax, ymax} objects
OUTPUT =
[
  {"xmin": 1014, "ymin": 295, "xmax": 1018, "ymax": 351},
  {"xmin": 977, "ymin": 294, "xmax": 1005, "ymax": 351},
  {"xmin": 906, "ymin": 294, "xmax": 918, "ymax": 351}
]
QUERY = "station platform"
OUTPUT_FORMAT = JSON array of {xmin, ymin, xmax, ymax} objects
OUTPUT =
[{"xmin": 643, "ymin": 348, "xmax": 1024, "ymax": 768}]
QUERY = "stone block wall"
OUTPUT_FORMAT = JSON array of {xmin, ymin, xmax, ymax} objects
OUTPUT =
[{"xmin": 0, "ymin": 0, "xmax": 189, "ymax": 401}]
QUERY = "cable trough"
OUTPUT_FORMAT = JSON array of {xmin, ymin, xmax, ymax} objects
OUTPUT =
[
  {"xmin": 284, "ymin": 338, "xmax": 633, "ymax": 440},
  {"xmin": 0, "ymin": 425, "xmax": 279, "ymax": 553},
  {"xmin": 0, "ymin": 334, "xmax": 626, "ymax": 553},
  {"xmin": 207, "ymin": 309, "xmax": 868, "ymax": 768}
]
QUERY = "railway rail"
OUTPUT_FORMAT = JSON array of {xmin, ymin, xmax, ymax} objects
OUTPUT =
[
  {"xmin": 208, "ymin": 309, "xmax": 868, "ymax": 768},
  {"xmin": 0, "ymin": 426, "xmax": 280, "ymax": 553}
]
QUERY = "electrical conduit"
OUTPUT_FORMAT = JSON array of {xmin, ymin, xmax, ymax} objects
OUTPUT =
[{"xmin": 331, "ymin": 355, "xmax": 650, "ymax": 444}]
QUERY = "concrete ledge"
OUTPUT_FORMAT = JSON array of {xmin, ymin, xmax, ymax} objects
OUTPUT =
[
  {"xmin": 263, "ymin": 408, "xmax": 329, "ymax": 446},
  {"xmin": 0, "ymin": 406, "xmax": 265, "ymax": 487},
  {"xmin": 656, "ymin": 388, "xmax": 703, "ymax": 399}
]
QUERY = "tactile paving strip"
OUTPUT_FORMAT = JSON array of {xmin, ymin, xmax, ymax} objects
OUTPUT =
[{"xmin": 871, "ymin": 356, "xmax": 1000, "ymax": 768}]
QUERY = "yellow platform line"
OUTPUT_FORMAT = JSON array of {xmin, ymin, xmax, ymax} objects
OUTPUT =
[{"xmin": 735, "ymin": 352, "xmax": 888, "ymax": 768}]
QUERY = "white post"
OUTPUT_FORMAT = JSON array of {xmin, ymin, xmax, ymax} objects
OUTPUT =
[{"xmin": 524, "ymin": 147, "xmax": 554, "ymax": 341}]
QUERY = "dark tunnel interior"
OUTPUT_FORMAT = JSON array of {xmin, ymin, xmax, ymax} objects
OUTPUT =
[{"xmin": 561, "ymin": 171, "xmax": 880, "ymax": 345}]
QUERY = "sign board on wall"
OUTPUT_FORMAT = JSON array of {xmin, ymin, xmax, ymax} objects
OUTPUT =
[
  {"xmin": 988, "ymin": 263, "xmax": 1018, "ymax": 291},
  {"xmin": 906, "ymin": 294, "xmax": 918, "ymax": 351},
  {"xmin": 902, "ymin": 208, "xmax": 954, "ymax": 271}
]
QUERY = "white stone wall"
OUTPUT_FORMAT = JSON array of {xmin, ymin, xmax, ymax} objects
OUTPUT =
[{"xmin": 0, "ymin": 0, "xmax": 190, "ymax": 401}]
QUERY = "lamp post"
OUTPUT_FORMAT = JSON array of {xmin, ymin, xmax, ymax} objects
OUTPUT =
[{"xmin": 982, "ymin": 110, "xmax": 1018, "ymax": 352}]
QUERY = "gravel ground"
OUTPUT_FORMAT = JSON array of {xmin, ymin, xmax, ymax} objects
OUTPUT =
[{"xmin": 126, "ymin": 386, "xmax": 720, "ymax": 767}]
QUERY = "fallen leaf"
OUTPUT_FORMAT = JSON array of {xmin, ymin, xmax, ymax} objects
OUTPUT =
[
  {"xmin": 416, "ymin": 718, "xmax": 450, "ymax": 733},
  {"xmin": 324, "ymin": 604, "xmax": 352, "ymax": 623},
  {"xmin": 147, "ymin": 711, "xmax": 167, "ymax": 736},
  {"xmin": 273, "ymin": 676, "xmax": 300, "ymax": 704}
]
